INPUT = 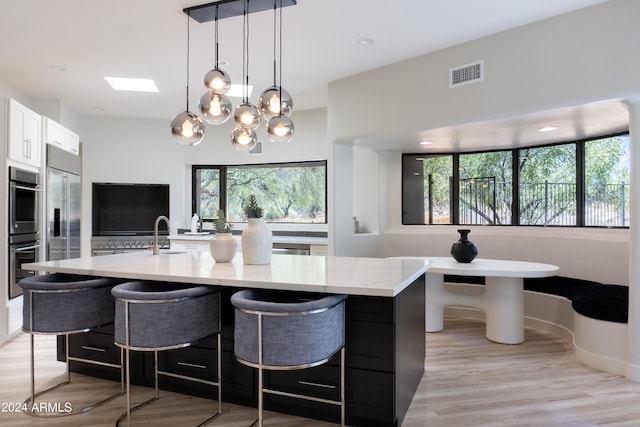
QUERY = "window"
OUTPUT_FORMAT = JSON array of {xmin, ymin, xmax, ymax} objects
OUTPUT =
[
  {"xmin": 193, "ymin": 167, "xmax": 222, "ymax": 220},
  {"xmin": 519, "ymin": 144, "xmax": 576, "ymax": 226},
  {"xmin": 459, "ymin": 151, "xmax": 512, "ymax": 225},
  {"xmin": 401, "ymin": 132, "xmax": 630, "ymax": 228},
  {"xmin": 424, "ymin": 155, "xmax": 454, "ymax": 224},
  {"xmin": 193, "ymin": 161, "xmax": 327, "ymax": 224},
  {"xmin": 584, "ymin": 135, "xmax": 630, "ymax": 226}
]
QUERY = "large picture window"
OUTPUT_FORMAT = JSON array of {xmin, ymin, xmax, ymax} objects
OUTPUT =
[
  {"xmin": 193, "ymin": 161, "xmax": 327, "ymax": 224},
  {"xmin": 402, "ymin": 132, "xmax": 630, "ymax": 228}
]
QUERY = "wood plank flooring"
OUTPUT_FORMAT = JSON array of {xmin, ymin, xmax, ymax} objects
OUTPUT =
[{"xmin": 2, "ymin": 317, "xmax": 640, "ymax": 426}]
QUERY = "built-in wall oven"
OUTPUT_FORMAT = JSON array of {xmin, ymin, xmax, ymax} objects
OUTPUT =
[
  {"xmin": 8, "ymin": 167, "xmax": 41, "ymax": 299},
  {"xmin": 9, "ymin": 167, "xmax": 39, "ymax": 235},
  {"xmin": 9, "ymin": 234, "xmax": 41, "ymax": 299}
]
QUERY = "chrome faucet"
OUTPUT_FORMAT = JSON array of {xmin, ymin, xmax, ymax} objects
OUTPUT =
[{"xmin": 152, "ymin": 215, "xmax": 170, "ymax": 255}]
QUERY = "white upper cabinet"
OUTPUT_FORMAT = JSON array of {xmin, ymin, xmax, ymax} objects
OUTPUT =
[
  {"xmin": 63, "ymin": 127, "xmax": 80, "ymax": 155},
  {"xmin": 8, "ymin": 98, "xmax": 42, "ymax": 168},
  {"xmin": 44, "ymin": 117, "xmax": 64, "ymax": 149},
  {"xmin": 44, "ymin": 117, "xmax": 79, "ymax": 155}
]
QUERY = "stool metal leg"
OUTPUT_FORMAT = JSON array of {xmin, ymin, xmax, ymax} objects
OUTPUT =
[
  {"xmin": 24, "ymin": 288, "xmax": 124, "ymax": 418},
  {"xmin": 116, "ymin": 302, "xmax": 159, "ymax": 427},
  {"xmin": 115, "ymin": 297, "xmax": 223, "ymax": 427},
  {"xmin": 340, "ymin": 347, "xmax": 345, "ymax": 427}
]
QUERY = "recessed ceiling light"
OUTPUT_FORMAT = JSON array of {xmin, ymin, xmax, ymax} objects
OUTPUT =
[
  {"xmin": 226, "ymin": 84, "xmax": 252, "ymax": 98},
  {"xmin": 49, "ymin": 65, "xmax": 67, "ymax": 72},
  {"xmin": 357, "ymin": 37, "xmax": 374, "ymax": 46},
  {"xmin": 104, "ymin": 77, "xmax": 159, "ymax": 93},
  {"xmin": 419, "ymin": 140, "xmax": 433, "ymax": 145},
  {"xmin": 537, "ymin": 126, "xmax": 559, "ymax": 132}
]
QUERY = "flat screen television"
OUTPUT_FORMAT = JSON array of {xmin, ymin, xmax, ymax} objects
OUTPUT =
[{"xmin": 92, "ymin": 183, "xmax": 170, "ymax": 236}]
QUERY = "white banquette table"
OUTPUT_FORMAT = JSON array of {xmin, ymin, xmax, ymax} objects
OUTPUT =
[
  {"xmin": 25, "ymin": 251, "xmax": 430, "ymax": 427},
  {"xmin": 399, "ymin": 257, "xmax": 559, "ymax": 344}
]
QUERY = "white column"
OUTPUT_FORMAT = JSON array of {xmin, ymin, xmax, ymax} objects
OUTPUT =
[{"xmin": 626, "ymin": 98, "xmax": 640, "ymax": 380}]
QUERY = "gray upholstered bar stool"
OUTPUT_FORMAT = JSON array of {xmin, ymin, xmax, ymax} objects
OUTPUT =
[
  {"xmin": 19, "ymin": 273, "xmax": 124, "ymax": 417},
  {"xmin": 231, "ymin": 289, "xmax": 348, "ymax": 427},
  {"xmin": 111, "ymin": 281, "xmax": 222, "ymax": 427}
]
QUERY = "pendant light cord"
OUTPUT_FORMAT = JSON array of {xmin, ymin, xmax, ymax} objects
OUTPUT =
[
  {"xmin": 242, "ymin": 0, "xmax": 249, "ymax": 103},
  {"xmin": 278, "ymin": 0, "xmax": 283, "ymax": 113},
  {"xmin": 214, "ymin": 6, "xmax": 219, "ymax": 69},
  {"xmin": 272, "ymin": 1, "xmax": 277, "ymax": 87},
  {"xmin": 185, "ymin": 11, "xmax": 191, "ymax": 111}
]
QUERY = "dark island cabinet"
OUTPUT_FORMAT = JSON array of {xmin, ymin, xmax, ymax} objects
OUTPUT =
[{"xmin": 57, "ymin": 276, "xmax": 425, "ymax": 427}]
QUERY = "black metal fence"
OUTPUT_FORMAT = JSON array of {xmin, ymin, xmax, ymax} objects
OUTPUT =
[{"xmin": 456, "ymin": 179, "xmax": 629, "ymax": 227}]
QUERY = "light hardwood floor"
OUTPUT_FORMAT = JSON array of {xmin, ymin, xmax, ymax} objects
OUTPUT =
[{"xmin": 2, "ymin": 318, "xmax": 640, "ymax": 426}]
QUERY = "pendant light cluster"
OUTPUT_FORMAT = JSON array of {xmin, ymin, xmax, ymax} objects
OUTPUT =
[{"xmin": 171, "ymin": 0, "xmax": 295, "ymax": 149}]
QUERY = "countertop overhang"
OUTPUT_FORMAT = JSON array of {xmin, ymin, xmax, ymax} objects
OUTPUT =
[
  {"xmin": 24, "ymin": 252, "xmax": 430, "ymax": 298},
  {"xmin": 168, "ymin": 234, "xmax": 328, "ymax": 245}
]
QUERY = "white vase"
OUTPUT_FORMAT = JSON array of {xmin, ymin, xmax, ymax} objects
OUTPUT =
[
  {"xmin": 209, "ymin": 233, "xmax": 237, "ymax": 263},
  {"xmin": 241, "ymin": 218, "xmax": 273, "ymax": 264}
]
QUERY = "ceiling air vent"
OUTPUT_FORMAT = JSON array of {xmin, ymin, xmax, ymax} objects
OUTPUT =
[
  {"xmin": 450, "ymin": 60, "xmax": 484, "ymax": 88},
  {"xmin": 248, "ymin": 140, "xmax": 263, "ymax": 155}
]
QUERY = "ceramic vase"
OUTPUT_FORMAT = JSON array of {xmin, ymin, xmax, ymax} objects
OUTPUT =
[
  {"xmin": 241, "ymin": 218, "xmax": 273, "ymax": 264},
  {"xmin": 209, "ymin": 233, "xmax": 237, "ymax": 263},
  {"xmin": 451, "ymin": 229, "xmax": 478, "ymax": 263}
]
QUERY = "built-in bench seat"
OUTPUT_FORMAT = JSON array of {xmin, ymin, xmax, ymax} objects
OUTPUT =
[
  {"xmin": 444, "ymin": 275, "xmax": 629, "ymax": 376},
  {"xmin": 524, "ymin": 276, "xmax": 628, "ymax": 323}
]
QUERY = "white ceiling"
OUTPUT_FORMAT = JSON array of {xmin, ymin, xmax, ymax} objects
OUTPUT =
[{"xmin": 0, "ymin": 0, "xmax": 624, "ymax": 150}]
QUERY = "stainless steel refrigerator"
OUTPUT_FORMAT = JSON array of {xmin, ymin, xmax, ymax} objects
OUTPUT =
[{"xmin": 47, "ymin": 145, "xmax": 81, "ymax": 261}]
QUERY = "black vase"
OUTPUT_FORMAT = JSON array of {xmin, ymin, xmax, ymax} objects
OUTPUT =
[{"xmin": 450, "ymin": 229, "xmax": 478, "ymax": 263}]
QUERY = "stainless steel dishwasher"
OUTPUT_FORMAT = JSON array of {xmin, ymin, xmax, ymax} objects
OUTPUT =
[{"xmin": 271, "ymin": 242, "xmax": 310, "ymax": 255}]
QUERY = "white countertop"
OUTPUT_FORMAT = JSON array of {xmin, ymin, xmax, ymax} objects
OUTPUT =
[
  {"xmin": 169, "ymin": 234, "xmax": 328, "ymax": 245},
  {"xmin": 397, "ymin": 256, "xmax": 559, "ymax": 278},
  {"xmin": 24, "ymin": 252, "xmax": 429, "ymax": 297}
]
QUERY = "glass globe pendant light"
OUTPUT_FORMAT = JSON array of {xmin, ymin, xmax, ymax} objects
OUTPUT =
[
  {"xmin": 200, "ymin": 91, "xmax": 232, "ymax": 125},
  {"xmin": 233, "ymin": 102, "xmax": 260, "ymax": 129},
  {"xmin": 267, "ymin": 113, "xmax": 294, "ymax": 143},
  {"xmin": 199, "ymin": 6, "xmax": 232, "ymax": 125},
  {"xmin": 204, "ymin": 68, "xmax": 231, "ymax": 94},
  {"xmin": 171, "ymin": 10, "xmax": 205, "ymax": 146},
  {"xmin": 231, "ymin": 125, "xmax": 257, "ymax": 151},
  {"xmin": 171, "ymin": 111, "xmax": 206, "ymax": 145},
  {"xmin": 258, "ymin": 85, "xmax": 292, "ymax": 119}
]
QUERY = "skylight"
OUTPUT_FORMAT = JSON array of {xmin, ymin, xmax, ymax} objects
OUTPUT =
[
  {"xmin": 227, "ymin": 84, "xmax": 252, "ymax": 98},
  {"xmin": 105, "ymin": 77, "xmax": 159, "ymax": 93}
]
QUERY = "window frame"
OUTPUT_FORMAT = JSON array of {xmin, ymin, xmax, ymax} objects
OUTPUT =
[
  {"xmin": 192, "ymin": 160, "xmax": 328, "ymax": 224},
  {"xmin": 401, "ymin": 131, "xmax": 630, "ymax": 228}
]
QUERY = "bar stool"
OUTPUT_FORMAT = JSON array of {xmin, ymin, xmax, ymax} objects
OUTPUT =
[
  {"xmin": 19, "ymin": 273, "xmax": 124, "ymax": 417},
  {"xmin": 231, "ymin": 289, "xmax": 347, "ymax": 427},
  {"xmin": 111, "ymin": 281, "xmax": 222, "ymax": 427}
]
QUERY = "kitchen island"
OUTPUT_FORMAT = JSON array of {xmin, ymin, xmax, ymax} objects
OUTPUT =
[{"xmin": 25, "ymin": 252, "xmax": 430, "ymax": 427}]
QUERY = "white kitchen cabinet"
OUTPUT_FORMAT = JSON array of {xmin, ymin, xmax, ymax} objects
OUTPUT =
[
  {"xmin": 8, "ymin": 98, "xmax": 42, "ymax": 168},
  {"xmin": 44, "ymin": 117, "xmax": 80, "ymax": 155},
  {"xmin": 64, "ymin": 127, "xmax": 80, "ymax": 155}
]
